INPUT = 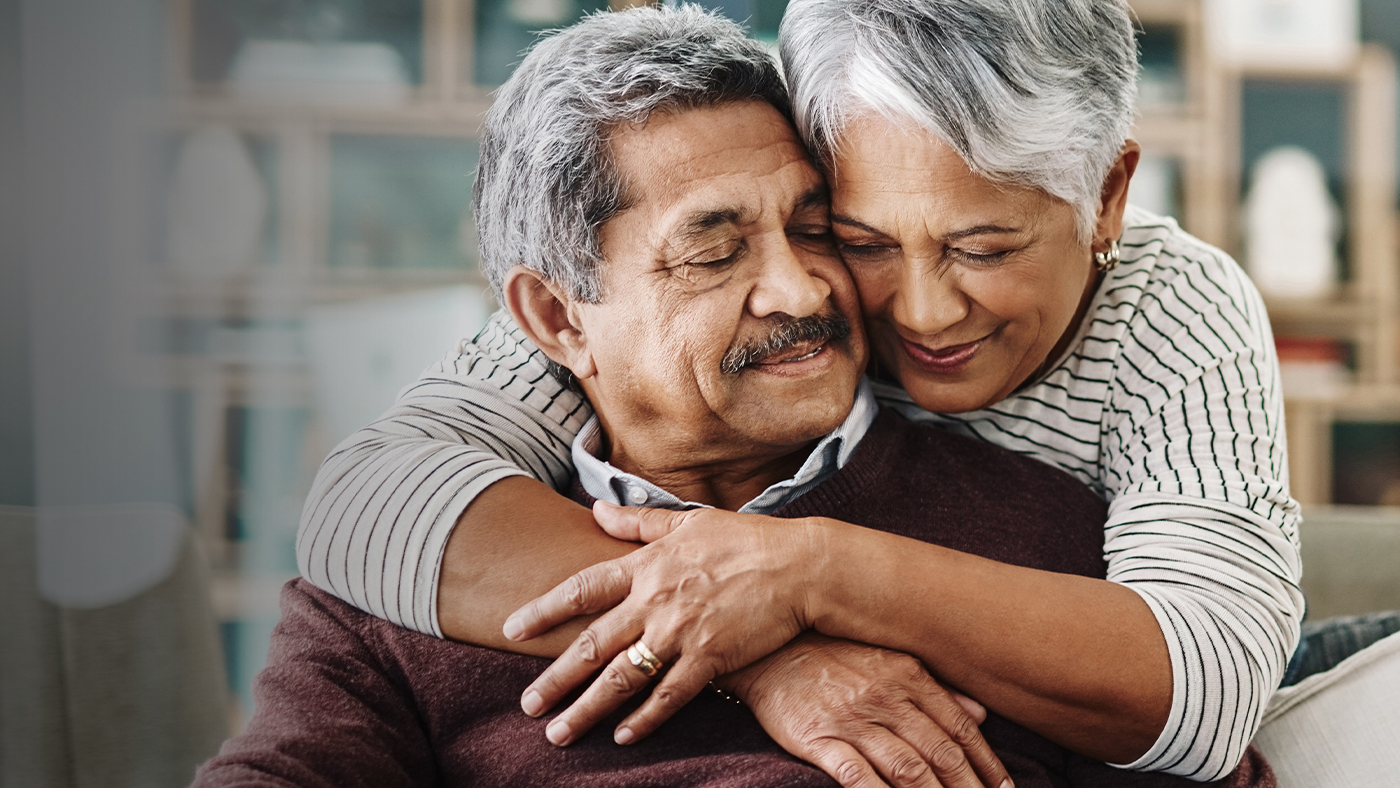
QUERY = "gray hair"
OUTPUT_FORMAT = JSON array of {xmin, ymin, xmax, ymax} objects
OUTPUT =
[
  {"xmin": 473, "ymin": 4, "xmax": 789, "ymax": 303},
  {"xmin": 779, "ymin": 0, "xmax": 1139, "ymax": 241}
]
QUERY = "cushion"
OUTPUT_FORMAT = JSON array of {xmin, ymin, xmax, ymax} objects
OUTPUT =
[{"xmin": 1253, "ymin": 630, "xmax": 1400, "ymax": 786}]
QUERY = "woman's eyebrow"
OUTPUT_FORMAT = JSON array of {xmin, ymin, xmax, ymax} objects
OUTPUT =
[
  {"xmin": 831, "ymin": 215, "xmax": 1021, "ymax": 241},
  {"xmin": 942, "ymin": 224, "xmax": 1020, "ymax": 240},
  {"xmin": 831, "ymin": 214, "xmax": 884, "ymax": 234}
]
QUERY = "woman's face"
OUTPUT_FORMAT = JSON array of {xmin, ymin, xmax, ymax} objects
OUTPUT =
[{"xmin": 830, "ymin": 116, "xmax": 1107, "ymax": 414}]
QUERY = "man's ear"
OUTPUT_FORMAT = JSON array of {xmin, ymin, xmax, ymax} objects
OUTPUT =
[
  {"xmin": 1094, "ymin": 140, "xmax": 1141, "ymax": 247},
  {"xmin": 501, "ymin": 265, "xmax": 596, "ymax": 380}
]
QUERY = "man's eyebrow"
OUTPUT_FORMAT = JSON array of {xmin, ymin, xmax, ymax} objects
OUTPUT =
[
  {"xmin": 676, "ymin": 207, "xmax": 745, "ymax": 241},
  {"xmin": 831, "ymin": 214, "xmax": 1019, "ymax": 241},
  {"xmin": 794, "ymin": 186, "xmax": 829, "ymax": 212}
]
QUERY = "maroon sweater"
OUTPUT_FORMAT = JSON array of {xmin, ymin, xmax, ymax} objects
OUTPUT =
[{"xmin": 193, "ymin": 409, "xmax": 1274, "ymax": 788}]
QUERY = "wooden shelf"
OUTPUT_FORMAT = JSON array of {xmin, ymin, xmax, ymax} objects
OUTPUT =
[
  {"xmin": 1129, "ymin": 1, "xmax": 1400, "ymax": 505},
  {"xmin": 154, "ymin": 94, "xmax": 496, "ymax": 137},
  {"xmin": 1264, "ymin": 295, "xmax": 1378, "ymax": 327}
]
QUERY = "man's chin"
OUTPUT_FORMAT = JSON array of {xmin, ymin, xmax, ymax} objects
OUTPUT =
[{"xmin": 731, "ymin": 361, "xmax": 860, "ymax": 439}]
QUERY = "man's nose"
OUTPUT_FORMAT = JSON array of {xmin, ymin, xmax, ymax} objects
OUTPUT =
[
  {"xmin": 892, "ymin": 257, "xmax": 969, "ymax": 337},
  {"xmin": 747, "ymin": 236, "xmax": 831, "ymax": 319}
]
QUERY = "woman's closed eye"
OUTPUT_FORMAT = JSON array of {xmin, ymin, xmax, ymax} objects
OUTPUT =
[
  {"xmin": 946, "ymin": 247, "xmax": 1012, "ymax": 267},
  {"xmin": 838, "ymin": 242, "xmax": 898, "ymax": 262}
]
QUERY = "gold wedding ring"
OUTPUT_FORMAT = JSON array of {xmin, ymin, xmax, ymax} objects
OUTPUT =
[{"xmin": 627, "ymin": 640, "xmax": 663, "ymax": 677}]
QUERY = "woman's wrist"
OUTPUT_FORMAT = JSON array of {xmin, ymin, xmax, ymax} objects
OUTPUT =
[{"xmin": 794, "ymin": 516, "xmax": 861, "ymax": 634}]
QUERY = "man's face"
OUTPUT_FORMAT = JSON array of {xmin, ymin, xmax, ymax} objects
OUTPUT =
[{"xmin": 574, "ymin": 100, "xmax": 866, "ymax": 473}]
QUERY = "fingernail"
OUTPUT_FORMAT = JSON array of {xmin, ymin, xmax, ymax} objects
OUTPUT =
[
  {"xmin": 546, "ymin": 718, "xmax": 572, "ymax": 746},
  {"xmin": 1000, "ymin": 780, "xmax": 1014, "ymax": 788},
  {"xmin": 614, "ymin": 726, "xmax": 634, "ymax": 745},
  {"xmin": 502, "ymin": 616, "xmax": 523, "ymax": 640},
  {"xmin": 521, "ymin": 689, "xmax": 543, "ymax": 716}
]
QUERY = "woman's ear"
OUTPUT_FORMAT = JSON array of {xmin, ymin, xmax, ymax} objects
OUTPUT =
[
  {"xmin": 1095, "ymin": 140, "xmax": 1141, "ymax": 246},
  {"xmin": 501, "ymin": 265, "xmax": 597, "ymax": 380}
]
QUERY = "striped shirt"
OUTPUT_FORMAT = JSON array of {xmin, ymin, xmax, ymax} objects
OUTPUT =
[{"xmin": 296, "ymin": 206, "xmax": 1302, "ymax": 781}]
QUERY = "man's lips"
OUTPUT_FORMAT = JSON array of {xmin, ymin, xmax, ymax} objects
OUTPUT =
[
  {"xmin": 900, "ymin": 335, "xmax": 985, "ymax": 371},
  {"xmin": 753, "ymin": 339, "xmax": 827, "ymax": 366}
]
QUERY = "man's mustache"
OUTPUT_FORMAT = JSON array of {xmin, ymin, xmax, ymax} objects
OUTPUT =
[{"xmin": 720, "ymin": 312, "xmax": 852, "ymax": 375}]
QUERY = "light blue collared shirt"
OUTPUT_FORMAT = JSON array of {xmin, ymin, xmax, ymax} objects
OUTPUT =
[{"xmin": 572, "ymin": 379, "xmax": 879, "ymax": 513}]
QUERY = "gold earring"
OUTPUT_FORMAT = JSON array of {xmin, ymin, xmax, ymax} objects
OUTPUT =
[{"xmin": 1093, "ymin": 239, "xmax": 1121, "ymax": 273}]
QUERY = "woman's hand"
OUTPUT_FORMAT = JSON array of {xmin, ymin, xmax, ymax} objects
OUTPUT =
[
  {"xmin": 504, "ymin": 502, "xmax": 830, "ymax": 746},
  {"xmin": 731, "ymin": 633, "xmax": 1012, "ymax": 788}
]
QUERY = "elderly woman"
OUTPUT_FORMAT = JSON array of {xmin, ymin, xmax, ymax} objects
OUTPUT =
[{"xmin": 296, "ymin": 0, "xmax": 1300, "ymax": 784}]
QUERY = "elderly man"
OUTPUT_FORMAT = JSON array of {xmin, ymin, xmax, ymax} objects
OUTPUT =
[{"xmin": 197, "ymin": 7, "xmax": 1274, "ymax": 788}]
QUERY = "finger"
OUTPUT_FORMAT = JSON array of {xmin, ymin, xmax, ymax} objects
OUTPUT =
[
  {"xmin": 544, "ymin": 638, "xmax": 666, "ymax": 747},
  {"xmin": 906, "ymin": 683, "xmax": 1008, "ymax": 788},
  {"xmin": 860, "ymin": 729, "xmax": 949, "ymax": 788},
  {"xmin": 504, "ymin": 557, "xmax": 633, "ymax": 641},
  {"xmin": 613, "ymin": 653, "xmax": 713, "ymax": 744},
  {"xmin": 873, "ymin": 713, "xmax": 987, "ymax": 788},
  {"xmin": 946, "ymin": 691, "xmax": 986, "ymax": 724},
  {"xmin": 522, "ymin": 604, "xmax": 642, "ymax": 715},
  {"xmin": 593, "ymin": 500, "xmax": 696, "ymax": 544},
  {"xmin": 804, "ymin": 737, "xmax": 896, "ymax": 788}
]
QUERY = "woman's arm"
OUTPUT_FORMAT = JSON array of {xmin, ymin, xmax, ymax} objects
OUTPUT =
[
  {"xmin": 442, "ymin": 479, "xmax": 1011, "ymax": 788},
  {"xmin": 507, "ymin": 504, "xmax": 1171, "ymax": 764},
  {"xmin": 295, "ymin": 310, "xmax": 591, "ymax": 637},
  {"xmin": 1093, "ymin": 245, "xmax": 1303, "ymax": 780}
]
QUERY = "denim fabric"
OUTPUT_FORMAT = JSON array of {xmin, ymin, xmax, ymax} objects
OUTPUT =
[{"xmin": 1280, "ymin": 610, "xmax": 1400, "ymax": 687}]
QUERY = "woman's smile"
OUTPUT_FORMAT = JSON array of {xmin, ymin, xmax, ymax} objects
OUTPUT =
[{"xmin": 898, "ymin": 334, "xmax": 987, "ymax": 374}]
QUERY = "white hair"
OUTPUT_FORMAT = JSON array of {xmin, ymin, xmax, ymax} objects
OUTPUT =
[
  {"xmin": 473, "ymin": 4, "xmax": 789, "ymax": 303},
  {"xmin": 780, "ymin": 0, "xmax": 1139, "ymax": 240}
]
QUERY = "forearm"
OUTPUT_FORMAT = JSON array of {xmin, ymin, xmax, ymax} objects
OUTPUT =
[
  {"xmin": 809, "ymin": 519, "xmax": 1170, "ymax": 764},
  {"xmin": 296, "ymin": 310, "xmax": 592, "ymax": 635},
  {"xmin": 438, "ymin": 477, "xmax": 636, "ymax": 654}
]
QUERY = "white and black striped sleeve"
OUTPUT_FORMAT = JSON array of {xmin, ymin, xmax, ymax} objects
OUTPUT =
[
  {"xmin": 1100, "ymin": 247, "xmax": 1303, "ymax": 780},
  {"xmin": 295, "ymin": 310, "xmax": 592, "ymax": 637}
]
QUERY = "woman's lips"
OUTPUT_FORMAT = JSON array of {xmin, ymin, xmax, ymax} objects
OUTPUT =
[{"xmin": 900, "ymin": 335, "xmax": 984, "ymax": 373}]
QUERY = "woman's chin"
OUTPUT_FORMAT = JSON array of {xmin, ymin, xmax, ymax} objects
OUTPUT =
[{"xmin": 882, "ymin": 364, "xmax": 1001, "ymax": 414}]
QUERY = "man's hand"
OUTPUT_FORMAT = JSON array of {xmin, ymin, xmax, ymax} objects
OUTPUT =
[
  {"xmin": 730, "ymin": 634, "xmax": 1012, "ymax": 788},
  {"xmin": 503, "ymin": 504, "xmax": 827, "ymax": 746}
]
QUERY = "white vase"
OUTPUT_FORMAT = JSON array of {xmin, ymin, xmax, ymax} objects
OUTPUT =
[
  {"xmin": 165, "ymin": 126, "xmax": 268, "ymax": 279},
  {"xmin": 1243, "ymin": 146, "xmax": 1341, "ymax": 299}
]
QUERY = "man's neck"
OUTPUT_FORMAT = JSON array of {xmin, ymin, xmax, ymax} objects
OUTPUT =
[{"xmin": 606, "ymin": 439, "xmax": 816, "ymax": 511}]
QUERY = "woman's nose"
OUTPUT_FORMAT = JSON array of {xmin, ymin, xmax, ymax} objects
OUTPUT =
[
  {"xmin": 893, "ymin": 259, "xmax": 969, "ymax": 337},
  {"xmin": 748, "ymin": 237, "xmax": 831, "ymax": 319}
]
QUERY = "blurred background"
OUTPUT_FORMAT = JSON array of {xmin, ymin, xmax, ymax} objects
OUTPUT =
[{"xmin": 4, "ymin": 0, "xmax": 1400, "ymax": 785}]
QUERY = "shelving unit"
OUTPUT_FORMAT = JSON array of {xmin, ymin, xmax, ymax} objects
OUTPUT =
[{"xmin": 1129, "ymin": 0, "xmax": 1400, "ymax": 507}]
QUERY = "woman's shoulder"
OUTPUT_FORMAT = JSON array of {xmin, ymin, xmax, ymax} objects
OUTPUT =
[
  {"xmin": 1108, "ymin": 206, "xmax": 1272, "ymax": 357},
  {"xmin": 1118, "ymin": 207, "xmax": 1263, "ymax": 321}
]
